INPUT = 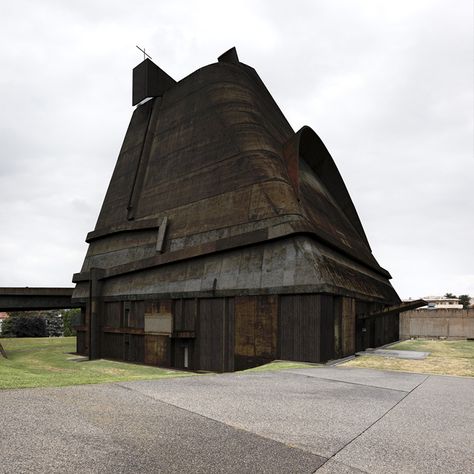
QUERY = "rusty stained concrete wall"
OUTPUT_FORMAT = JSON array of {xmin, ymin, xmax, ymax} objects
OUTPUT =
[
  {"xmin": 74, "ymin": 236, "xmax": 396, "ymax": 304},
  {"xmin": 72, "ymin": 52, "xmax": 402, "ymax": 370},
  {"xmin": 400, "ymin": 308, "xmax": 474, "ymax": 339}
]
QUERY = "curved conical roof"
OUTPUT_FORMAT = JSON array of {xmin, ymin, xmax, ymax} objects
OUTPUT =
[{"xmin": 73, "ymin": 50, "xmax": 399, "ymax": 304}]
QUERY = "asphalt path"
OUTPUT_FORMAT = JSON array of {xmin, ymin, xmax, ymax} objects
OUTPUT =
[{"xmin": 1, "ymin": 366, "xmax": 473, "ymax": 473}]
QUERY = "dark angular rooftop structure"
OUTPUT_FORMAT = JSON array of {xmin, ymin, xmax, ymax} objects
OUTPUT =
[{"xmin": 72, "ymin": 47, "xmax": 412, "ymax": 371}]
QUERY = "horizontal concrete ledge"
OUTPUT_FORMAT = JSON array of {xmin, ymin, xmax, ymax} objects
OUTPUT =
[
  {"xmin": 71, "ymin": 283, "xmax": 393, "ymax": 305},
  {"xmin": 0, "ymin": 287, "xmax": 83, "ymax": 311},
  {"xmin": 0, "ymin": 287, "xmax": 74, "ymax": 296},
  {"xmin": 73, "ymin": 226, "xmax": 391, "ymax": 284},
  {"xmin": 86, "ymin": 217, "xmax": 163, "ymax": 243}
]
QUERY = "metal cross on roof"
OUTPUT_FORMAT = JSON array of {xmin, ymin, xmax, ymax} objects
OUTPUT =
[{"xmin": 136, "ymin": 45, "xmax": 152, "ymax": 60}]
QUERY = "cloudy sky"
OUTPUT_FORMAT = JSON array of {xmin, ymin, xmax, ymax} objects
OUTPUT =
[{"xmin": 0, "ymin": 0, "xmax": 472, "ymax": 299}]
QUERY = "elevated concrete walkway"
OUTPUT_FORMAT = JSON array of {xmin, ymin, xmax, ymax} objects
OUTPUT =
[{"xmin": 0, "ymin": 288, "xmax": 83, "ymax": 311}]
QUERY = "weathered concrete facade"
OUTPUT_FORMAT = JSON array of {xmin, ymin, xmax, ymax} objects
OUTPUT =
[
  {"xmin": 401, "ymin": 309, "xmax": 474, "ymax": 340},
  {"xmin": 72, "ymin": 48, "xmax": 408, "ymax": 371}
]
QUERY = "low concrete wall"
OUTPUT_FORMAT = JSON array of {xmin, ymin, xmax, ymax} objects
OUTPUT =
[{"xmin": 400, "ymin": 308, "xmax": 474, "ymax": 339}]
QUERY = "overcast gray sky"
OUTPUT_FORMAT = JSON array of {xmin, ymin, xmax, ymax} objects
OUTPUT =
[{"xmin": 0, "ymin": 0, "xmax": 472, "ymax": 299}]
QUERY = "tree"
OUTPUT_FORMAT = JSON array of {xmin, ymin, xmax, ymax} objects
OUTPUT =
[
  {"xmin": 444, "ymin": 293, "xmax": 456, "ymax": 298},
  {"xmin": 0, "ymin": 317, "xmax": 12, "ymax": 336},
  {"xmin": 1, "ymin": 310, "xmax": 66, "ymax": 337},
  {"xmin": 45, "ymin": 312, "xmax": 64, "ymax": 337},
  {"xmin": 458, "ymin": 295, "xmax": 471, "ymax": 309},
  {"xmin": 1, "ymin": 313, "xmax": 47, "ymax": 337},
  {"xmin": 62, "ymin": 309, "xmax": 80, "ymax": 337}
]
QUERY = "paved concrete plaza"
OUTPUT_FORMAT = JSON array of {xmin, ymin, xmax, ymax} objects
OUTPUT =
[
  {"xmin": 356, "ymin": 349, "xmax": 430, "ymax": 360},
  {"xmin": 1, "ymin": 367, "xmax": 473, "ymax": 473}
]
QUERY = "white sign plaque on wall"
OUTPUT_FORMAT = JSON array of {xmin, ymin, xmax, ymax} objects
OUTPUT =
[{"xmin": 145, "ymin": 311, "xmax": 173, "ymax": 335}]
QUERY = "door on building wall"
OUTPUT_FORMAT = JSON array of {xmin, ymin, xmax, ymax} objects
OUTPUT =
[
  {"xmin": 196, "ymin": 298, "xmax": 234, "ymax": 372},
  {"xmin": 234, "ymin": 295, "xmax": 277, "ymax": 370},
  {"xmin": 172, "ymin": 339, "xmax": 194, "ymax": 370},
  {"xmin": 356, "ymin": 317, "xmax": 367, "ymax": 352}
]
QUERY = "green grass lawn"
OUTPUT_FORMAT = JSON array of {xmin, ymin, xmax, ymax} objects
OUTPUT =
[
  {"xmin": 342, "ymin": 339, "xmax": 474, "ymax": 377},
  {"xmin": 0, "ymin": 337, "xmax": 193, "ymax": 390}
]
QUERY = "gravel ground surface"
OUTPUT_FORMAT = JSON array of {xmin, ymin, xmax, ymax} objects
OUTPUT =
[{"xmin": 1, "ymin": 366, "xmax": 473, "ymax": 473}]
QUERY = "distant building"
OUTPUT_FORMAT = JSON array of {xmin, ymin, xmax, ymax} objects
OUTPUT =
[{"xmin": 418, "ymin": 296, "xmax": 463, "ymax": 310}]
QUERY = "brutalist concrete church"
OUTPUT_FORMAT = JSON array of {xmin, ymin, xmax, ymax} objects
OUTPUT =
[{"xmin": 72, "ymin": 48, "xmax": 416, "ymax": 371}]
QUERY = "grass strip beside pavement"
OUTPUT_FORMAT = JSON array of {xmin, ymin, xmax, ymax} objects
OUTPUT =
[
  {"xmin": 342, "ymin": 339, "xmax": 474, "ymax": 377},
  {"xmin": 0, "ymin": 337, "xmax": 193, "ymax": 390}
]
